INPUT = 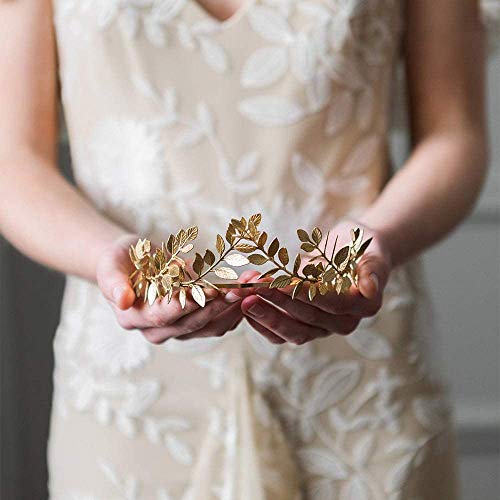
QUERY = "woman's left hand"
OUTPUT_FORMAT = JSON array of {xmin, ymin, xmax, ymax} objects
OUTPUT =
[{"xmin": 235, "ymin": 219, "xmax": 393, "ymax": 345}]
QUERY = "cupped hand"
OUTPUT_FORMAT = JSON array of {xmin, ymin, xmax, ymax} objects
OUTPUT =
[
  {"xmin": 234, "ymin": 219, "xmax": 393, "ymax": 345},
  {"xmin": 96, "ymin": 234, "xmax": 246, "ymax": 344}
]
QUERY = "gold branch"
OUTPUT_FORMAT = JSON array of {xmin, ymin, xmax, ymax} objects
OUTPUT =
[{"xmin": 128, "ymin": 213, "xmax": 372, "ymax": 307}]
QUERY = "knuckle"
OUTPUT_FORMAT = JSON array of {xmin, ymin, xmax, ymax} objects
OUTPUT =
[
  {"xmin": 117, "ymin": 316, "xmax": 134, "ymax": 330},
  {"xmin": 267, "ymin": 317, "xmax": 281, "ymax": 334},
  {"xmin": 301, "ymin": 307, "xmax": 317, "ymax": 325},
  {"xmin": 338, "ymin": 318, "xmax": 359, "ymax": 335},
  {"xmin": 143, "ymin": 331, "xmax": 166, "ymax": 345},
  {"xmin": 147, "ymin": 308, "xmax": 166, "ymax": 328},
  {"xmin": 366, "ymin": 302, "xmax": 381, "ymax": 317},
  {"xmin": 269, "ymin": 337, "xmax": 285, "ymax": 345},
  {"xmin": 186, "ymin": 317, "xmax": 206, "ymax": 334},
  {"xmin": 330, "ymin": 300, "xmax": 346, "ymax": 315}
]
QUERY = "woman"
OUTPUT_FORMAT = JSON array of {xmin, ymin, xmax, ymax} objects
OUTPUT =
[{"xmin": 0, "ymin": 0, "xmax": 489, "ymax": 498}]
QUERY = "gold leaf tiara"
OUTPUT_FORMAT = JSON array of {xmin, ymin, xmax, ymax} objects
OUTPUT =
[{"xmin": 128, "ymin": 213, "xmax": 372, "ymax": 308}]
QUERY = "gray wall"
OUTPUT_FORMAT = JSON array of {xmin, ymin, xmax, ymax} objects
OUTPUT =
[{"xmin": 1, "ymin": 46, "xmax": 499, "ymax": 500}]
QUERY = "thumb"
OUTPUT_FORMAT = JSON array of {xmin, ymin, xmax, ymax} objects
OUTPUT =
[
  {"xmin": 356, "ymin": 255, "xmax": 386, "ymax": 300},
  {"xmin": 97, "ymin": 245, "xmax": 137, "ymax": 311}
]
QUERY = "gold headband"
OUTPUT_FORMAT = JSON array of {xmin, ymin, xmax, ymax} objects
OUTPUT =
[{"xmin": 128, "ymin": 213, "xmax": 372, "ymax": 307}]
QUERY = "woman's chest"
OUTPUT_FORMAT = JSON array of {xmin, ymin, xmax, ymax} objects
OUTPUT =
[{"xmin": 52, "ymin": 0, "xmax": 403, "ymax": 68}]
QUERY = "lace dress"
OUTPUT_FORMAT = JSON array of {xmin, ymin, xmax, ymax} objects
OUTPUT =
[{"xmin": 47, "ymin": 0, "xmax": 460, "ymax": 498}]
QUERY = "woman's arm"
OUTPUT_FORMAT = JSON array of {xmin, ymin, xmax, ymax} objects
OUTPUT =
[
  {"xmin": 0, "ymin": 0, "xmax": 128, "ymax": 283},
  {"xmin": 0, "ymin": 0, "xmax": 244, "ymax": 341},
  {"xmin": 359, "ymin": 0, "xmax": 489, "ymax": 268}
]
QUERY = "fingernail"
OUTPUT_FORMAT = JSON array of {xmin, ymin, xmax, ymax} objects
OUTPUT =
[
  {"xmin": 369, "ymin": 273, "xmax": 379, "ymax": 292},
  {"xmin": 247, "ymin": 302, "xmax": 265, "ymax": 317},
  {"xmin": 113, "ymin": 285, "xmax": 125, "ymax": 303},
  {"xmin": 224, "ymin": 291, "xmax": 242, "ymax": 303}
]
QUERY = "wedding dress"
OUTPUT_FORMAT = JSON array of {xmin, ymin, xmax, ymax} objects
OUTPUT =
[{"xmin": 47, "ymin": 0, "xmax": 462, "ymax": 498}]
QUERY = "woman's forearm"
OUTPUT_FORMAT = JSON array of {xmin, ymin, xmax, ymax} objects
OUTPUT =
[
  {"xmin": 358, "ymin": 131, "xmax": 488, "ymax": 268},
  {"xmin": 0, "ymin": 151, "xmax": 129, "ymax": 282}
]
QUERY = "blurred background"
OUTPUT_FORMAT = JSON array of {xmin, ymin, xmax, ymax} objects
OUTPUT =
[{"xmin": 1, "ymin": 13, "xmax": 499, "ymax": 500}]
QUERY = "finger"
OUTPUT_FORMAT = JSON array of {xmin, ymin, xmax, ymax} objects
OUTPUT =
[
  {"xmin": 254, "ymin": 286, "xmax": 361, "ymax": 332},
  {"xmin": 97, "ymin": 241, "xmax": 137, "ymax": 311},
  {"xmin": 175, "ymin": 302, "xmax": 243, "ymax": 341},
  {"xmin": 116, "ymin": 285, "xmax": 224, "ymax": 329},
  {"xmin": 244, "ymin": 316, "xmax": 286, "ymax": 344},
  {"xmin": 355, "ymin": 253, "xmax": 389, "ymax": 300},
  {"xmin": 272, "ymin": 276, "xmax": 382, "ymax": 317},
  {"xmin": 219, "ymin": 270, "xmax": 261, "ymax": 302},
  {"xmin": 142, "ymin": 304, "xmax": 241, "ymax": 344},
  {"xmin": 241, "ymin": 295, "xmax": 329, "ymax": 344},
  {"xmin": 140, "ymin": 296, "xmax": 242, "ymax": 343}
]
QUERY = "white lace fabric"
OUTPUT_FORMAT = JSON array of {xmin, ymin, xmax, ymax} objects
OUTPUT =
[{"xmin": 48, "ymin": 1, "xmax": 459, "ymax": 498}]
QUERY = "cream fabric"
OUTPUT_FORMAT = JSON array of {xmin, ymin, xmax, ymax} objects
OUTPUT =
[{"xmin": 48, "ymin": 1, "xmax": 459, "ymax": 498}]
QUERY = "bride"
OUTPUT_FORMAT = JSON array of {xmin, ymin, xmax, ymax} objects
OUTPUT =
[{"xmin": 0, "ymin": 0, "xmax": 489, "ymax": 498}]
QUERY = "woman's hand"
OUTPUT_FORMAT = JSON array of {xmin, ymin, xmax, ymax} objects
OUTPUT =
[
  {"xmin": 96, "ymin": 234, "xmax": 244, "ymax": 344},
  {"xmin": 236, "ymin": 219, "xmax": 393, "ymax": 345}
]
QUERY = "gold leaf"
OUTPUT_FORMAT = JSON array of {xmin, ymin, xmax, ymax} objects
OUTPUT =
[
  {"xmin": 248, "ymin": 254, "xmax": 268, "ymax": 265},
  {"xmin": 353, "ymin": 228, "xmax": 364, "ymax": 251},
  {"xmin": 235, "ymin": 243, "xmax": 256, "ymax": 253},
  {"xmin": 161, "ymin": 275, "xmax": 173, "ymax": 289},
  {"xmin": 180, "ymin": 228, "xmax": 188, "ymax": 246},
  {"xmin": 335, "ymin": 276, "xmax": 343, "ymax": 294},
  {"xmin": 323, "ymin": 267, "xmax": 336, "ymax": 282},
  {"xmin": 318, "ymin": 282, "xmax": 329, "ymax": 295},
  {"xmin": 180, "ymin": 243, "xmax": 193, "ymax": 253},
  {"xmin": 297, "ymin": 229, "xmax": 310, "ymax": 242},
  {"xmin": 278, "ymin": 247, "xmax": 289, "ymax": 265},
  {"xmin": 293, "ymin": 253, "xmax": 301, "ymax": 274},
  {"xmin": 300, "ymin": 242, "xmax": 315, "ymax": 253},
  {"xmin": 270, "ymin": 275, "xmax": 292, "ymax": 288},
  {"xmin": 257, "ymin": 267, "xmax": 279, "ymax": 279},
  {"xmin": 204, "ymin": 249, "xmax": 216, "ymax": 265},
  {"xmin": 268, "ymin": 237, "xmax": 279, "ymax": 257},
  {"xmin": 248, "ymin": 220, "xmax": 257, "ymax": 236},
  {"xmin": 292, "ymin": 280, "xmax": 303, "ymax": 299},
  {"xmin": 308, "ymin": 283, "xmax": 317, "ymax": 301},
  {"xmin": 355, "ymin": 237, "xmax": 372, "ymax": 260},
  {"xmin": 231, "ymin": 218, "xmax": 245, "ymax": 231},
  {"xmin": 257, "ymin": 232, "xmax": 268, "ymax": 248},
  {"xmin": 225, "ymin": 254, "xmax": 249, "ymax": 266},
  {"xmin": 179, "ymin": 288, "xmax": 187, "ymax": 309},
  {"xmin": 147, "ymin": 282, "xmax": 158, "ymax": 305},
  {"xmin": 312, "ymin": 227, "xmax": 322, "ymax": 244},
  {"xmin": 216, "ymin": 234, "xmax": 225, "ymax": 255},
  {"xmin": 249, "ymin": 213, "xmax": 262, "ymax": 227},
  {"xmin": 191, "ymin": 284, "xmax": 206, "ymax": 307},
  {"xmin": 334, "ymin": 245, "xmax": 350, "ymax": 268},
  {"xmin": 193, "ymin": 253, "xmax": 204, "ymax": 275},
  {"xmin": 226, "ymin": 226, "xmax": 236, "ymax": 244},
  {"xmin": 342, "ymin": 273, "xmax": 352, "ymax": 293},
  {"xmin": 214, "ymin": 267, "xmax": 238, "ymax": 279},
  {"xmin": 129, "ymin": 245, "xmax": 137, "ymax": 261},
  {"xmin": 167, "ymin": 264, "xmax": 180, "ymax": 277},
  {"xmin": 167, "ymin": 234, "xmax": 174, "ymax": 254},
  {"xmin": 186, "ymin": 226, "xmax": 199, "ymax": 241}
]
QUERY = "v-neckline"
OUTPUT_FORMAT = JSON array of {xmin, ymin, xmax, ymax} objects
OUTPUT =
[{"xmin": 188, "ymin": 0, "xmax": 257, "ymax": 30}]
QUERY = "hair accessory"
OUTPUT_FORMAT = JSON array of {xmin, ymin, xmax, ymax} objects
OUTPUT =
[{"xmin": 128, "ymin": 214, "xmax": 372, "ymax": 307}]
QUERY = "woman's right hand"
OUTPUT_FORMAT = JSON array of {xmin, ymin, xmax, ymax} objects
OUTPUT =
[{"xmin": 96, "ymin": 234, "xmax": 245, "ymax": 344}]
